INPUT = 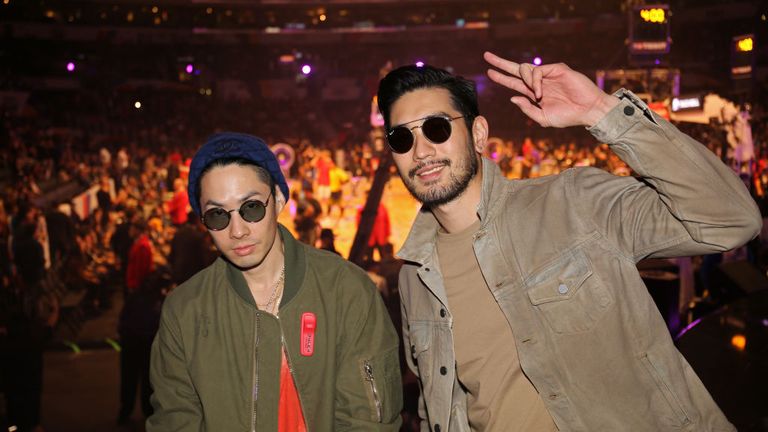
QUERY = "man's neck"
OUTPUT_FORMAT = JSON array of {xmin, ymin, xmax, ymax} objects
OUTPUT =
[
  {"xmin": 242, "ymin": 234, "xmax": 285, "ymax": 303},
  {"xmin": 432, "ymin": 170, "xmax": 483, "ymax": 234}
]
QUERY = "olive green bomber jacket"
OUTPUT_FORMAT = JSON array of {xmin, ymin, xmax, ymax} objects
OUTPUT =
[{"xmin": 147, "ymin": 224, "xmax": 402, "ymax": 431}]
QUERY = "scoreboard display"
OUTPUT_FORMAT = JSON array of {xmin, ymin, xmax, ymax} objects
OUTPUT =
[
  {"xmin": 731, "ymin": 34, "xmax": 754, "ymax": 79},
  {"xmin": 629, "ymin": 4, "xmax": 671, "ymax": 55}
]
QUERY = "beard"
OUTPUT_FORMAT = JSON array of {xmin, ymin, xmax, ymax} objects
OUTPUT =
[{"xmin": 401, "ymin": 140, "xmax": 479, "ymax": 208}]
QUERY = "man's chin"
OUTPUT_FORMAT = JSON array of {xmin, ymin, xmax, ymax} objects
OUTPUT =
[{"xmin": 222, "ymin": 254, "xmax": 263, "ymax": 271}]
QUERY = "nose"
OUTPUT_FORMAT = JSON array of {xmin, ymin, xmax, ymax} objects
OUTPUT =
[
  {"xmin": 228, "ymin": 211, "xmax": 251, "ymax": 239},
  {"xmin": 411, "ymin": 126, "xmax": 436, "ymax": 161}
]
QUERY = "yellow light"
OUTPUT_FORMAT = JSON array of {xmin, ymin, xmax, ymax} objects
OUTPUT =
[
  {"xmin": 206, "ymin": 7, "xmax": 213, "ymax": 14},
  {"xmin": 134, "ymin": 101, "xmax": 142, "ymax": 109},
  {"xmin": 731, "ymin": 334, "xmax": 746, "ymax": 351},
  {"xmin": 45, "ymin": 9, "xmax": 55, "ymax": 18},
  {"xmin": 151, "ymin": 6, "xmax": 158, "ymax": 13},
  {"xmin": 319, "ymin": 14, "xmax": 326, "ymax": 22},
  {"xmin": 640, "ymin": 8, "xmax": 665, "ymax": 24},
  {"xmin": 126, "ymin": 11, "xmax": 134, "ymax": 22},
  {"xmin": 154, "ymin": 16, "xmax": 161, "ymax": 25},
  {"xmin": 3, "ymin": 0, "xmax": 10, "ymax": 5},
  {"xmin": 736, "ymin": 37, "xmax": 753, "ymax": 53}
]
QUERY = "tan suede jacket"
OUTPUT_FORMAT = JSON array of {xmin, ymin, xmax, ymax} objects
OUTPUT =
[{"xmin": 397, "ymin": 90, "xmax": 761, "ymax": 432}]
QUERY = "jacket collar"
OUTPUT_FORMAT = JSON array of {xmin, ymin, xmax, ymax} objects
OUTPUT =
[
  {"xmin": 224, "ymin": 223, "xmax": 306, "ymax": 308},
  {"xmin": 397, "ymin": 157, "xmax": 510, "ymax": 265}
]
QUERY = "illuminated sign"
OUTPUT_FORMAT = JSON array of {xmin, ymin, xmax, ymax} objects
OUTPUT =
[
  {"xmin": 640, "ymin": 8, "xmax": 666, "ymax": 24},
  {"xmin": 732, "ymin": 34, "xmax": 754, "ymax": 78},
  {"xmin": 630, "ymin": 4, "xmax": 670, "ymax": 55},
  {"xmin": 671, "ymin": 96, "xmax": 702, "ymax": 112},
  {"xmin": 736, "ymin": 36, "xmax": 753, "ymax": 53}
]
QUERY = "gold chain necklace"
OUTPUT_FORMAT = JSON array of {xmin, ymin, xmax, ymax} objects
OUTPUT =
[{"xmin": 257, "ymin": 265, "xmax": 285, "ymax": 314}]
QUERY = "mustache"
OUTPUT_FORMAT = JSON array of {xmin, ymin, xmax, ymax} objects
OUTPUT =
[{"xmin": 408, "ymin": 159, "xmax": 451, "ymax": 179}]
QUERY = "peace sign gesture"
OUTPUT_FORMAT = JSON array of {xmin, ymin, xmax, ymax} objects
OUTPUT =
[{"xmin": 484, "ymin": 51, "xmax": 619, "ymax": 128}]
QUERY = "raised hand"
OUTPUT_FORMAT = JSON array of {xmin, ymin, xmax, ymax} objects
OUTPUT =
[{"xmin": 484, "ymin": 51, "xmax": 619, "ymax": 128}]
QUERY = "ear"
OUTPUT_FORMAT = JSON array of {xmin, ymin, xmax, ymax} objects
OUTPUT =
[
  {"xmin": 274, "ymin": 188, "xmax": 287, "ymax": 215},
  {"xmin": 472, "ymin": 116, "xmax": 489, "ymax": 154}
]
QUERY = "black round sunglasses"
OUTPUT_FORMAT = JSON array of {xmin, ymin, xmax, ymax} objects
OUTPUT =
[
  {"xmin": 386, "ymin": 115, "xmax": 464, "ymax": 154},
  {"xmin": 201, "ymin": 191, "xmax": 272, "ymax": 231}
]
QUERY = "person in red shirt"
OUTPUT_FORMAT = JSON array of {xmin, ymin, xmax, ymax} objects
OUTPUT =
[
  {"xmin": 356, "ymin": 202, "xmax": 391, "ymax": 263},
  {"xmin": 165, "ymin": 178, "xmax": 189, "ymax": 226},
  {"xmin": 125, "ymin": 219, "xmax": 154, "ymax": 293}
]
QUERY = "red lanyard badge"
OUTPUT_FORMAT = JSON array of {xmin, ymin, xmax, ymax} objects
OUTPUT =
[{"xmin": 300, "ymin": 312, "xmax": 316, "ymax": 356}]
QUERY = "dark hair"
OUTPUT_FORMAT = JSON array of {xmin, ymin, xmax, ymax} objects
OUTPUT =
[
  {"xmin": 195, "ymin": 157, "xmax": 275, "ymax": 211},
  {"xmin": 377, "ymin": 65, "xmax": 479, "ymax": 133}
]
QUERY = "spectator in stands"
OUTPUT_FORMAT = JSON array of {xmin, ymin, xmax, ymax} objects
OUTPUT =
[
  {"xmin": 327, "ymin": 161, "xmax": 349, "ymax": 220},
  {"xmin": 356, "ymin": 202, "xmax": 391, "ymax": 264},
  {"xmin": 4, "ymin": 205, "xmax": 58, "ymax": 432},
  {"xmin": 165, "ymin": 178, "xmax": 189, "ymax": 227},
  {"xmin": 117, "ymin": 271, "xmax": 164, "ymax": 426},
  {"xmin": 125, "ymin": 218, "xmax": 154, "ymax": 293},
  {"xmin": 293, "ymin": 188, "xmax": 322, "ymax": 246},
  {"xmin": 168, "ymin": 210, "xmax": 215, "ymax": 286},
  {"xmin": 318, "ymin": 227, "xmax": 340, "ymax": 255}
]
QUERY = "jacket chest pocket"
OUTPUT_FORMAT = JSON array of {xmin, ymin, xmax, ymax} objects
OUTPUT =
[
  {"xmin": 525, "ymin": 251, "xmax": 612, "ymax": 334},
  {"xmin": 408, "ymin": 323, "xmax": 434, "ymax": 383}
]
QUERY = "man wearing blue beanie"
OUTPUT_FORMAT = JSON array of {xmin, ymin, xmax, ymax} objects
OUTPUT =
[{"xmin": 147, "ymin": 132, "xmax": 402, "ymax": 431}]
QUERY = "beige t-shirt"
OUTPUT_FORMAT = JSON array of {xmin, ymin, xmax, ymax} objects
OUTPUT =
[{"xmin": 437, "ymin": 220, "xmax": 557, "ymax": 432}]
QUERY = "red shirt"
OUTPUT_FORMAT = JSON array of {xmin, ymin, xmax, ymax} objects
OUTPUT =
[
  {"xmin": 126, "ymin": 234, "xmax": 154, "ymax": 291},
  {"xmin": 166, "ymin": 189, "xmax": 189, "ymax": 225},
  {"xmin": 356, "ymin": 204, "xmax": 391, "ymax": 247},
  {"xmin": 279, "ymin": 350, "xmax": 306, "ymax": 431}
]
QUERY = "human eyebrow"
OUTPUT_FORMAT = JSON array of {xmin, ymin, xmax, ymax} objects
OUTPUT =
[
  {"xmin": 238, "ymin": 191, "xmax": 266, "ymax": 203},
  {"xmin": 203, "ymin": 199, "xmax": 224, "ymax": 208},
  {"xmin": 393, "ymin": 111, "xmax": 453, "ymax": 129}
]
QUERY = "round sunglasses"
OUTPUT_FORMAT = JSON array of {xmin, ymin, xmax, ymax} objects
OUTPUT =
[
  {"xmin": 386, "ymin": 115, "xmax": 464, "ymax": 154},
  {"xmin": 201, "ymin": 191, "xmax": 272, "ymax": 231}
]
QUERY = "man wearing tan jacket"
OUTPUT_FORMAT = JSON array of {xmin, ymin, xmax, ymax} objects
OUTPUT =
[{"xmin": 376, "ymin": 52, "xmax": 760, "ymax": 431}]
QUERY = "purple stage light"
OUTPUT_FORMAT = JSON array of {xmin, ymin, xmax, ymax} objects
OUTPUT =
[
  {"xmin": 415, "ymin": 61, "xmax": 425, "ymax": 67},
  {"xmin": 301, "ymin": 64, "xmax": 312, "ymax": 75},
  {"xmin": 533, "ymin": 56, "xmax": 542, "ymax": 66},
  {"xmin": 185, "ymin": 64, "xmax": 194, "ymax": 74},
  {"xmin": 66, "ymin": 62, "xmax": 75, "ymax": 72}
]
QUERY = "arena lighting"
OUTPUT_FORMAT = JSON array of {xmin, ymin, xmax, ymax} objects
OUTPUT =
[
  {"xmin": 533, "ymin": 56, "xmax": 542, "ymax": 66},
  {"xmin": 185, "ymin": 64, "xmax": 194, "ymax": 74},
  {"xmin": 134, "ymin": 101, "xmax": 142, "ymax": 109},
  {"xmin": 301, "ymin": 64, "xmax": 312, "ymax": 75},
  {"xmin": 670, "ymin": 96, "xmax": 702, "ymax": 112},
  {"xmin": 639, "ymin": 7, "xmax": 666, "ymax": 23},
  {"xmin": 66, "ymin": 61, "xmax": 75, "ymax": 72},
  {"xmin": 415, "ymin": 61, "xmax": 425, "ymax": 67},
  {"xmin": 736, "ymin": 36, "xmax": 753, "ymax": 53},
  {"xmin": 731, "ymin": 334, "xmax": 746, "ymax": 351}
]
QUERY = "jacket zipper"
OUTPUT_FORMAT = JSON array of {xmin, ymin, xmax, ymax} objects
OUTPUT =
[
  {"xmin": 251, "ymin": 312, "xmax": 260, "ymax": 432},
  {"xmin": 280, "ymin": 324, "xmax": 310, "ymax": 430},
  {"xmin": 363, "ymin": 360, "xmax": 382, "ymax": 422}
]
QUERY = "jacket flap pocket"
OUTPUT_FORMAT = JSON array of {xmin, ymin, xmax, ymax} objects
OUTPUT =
[
  {"xmin": 408, "ymin": 323, "xmax": 432, "ymax": 354},
  {"xmin": 526, "ymin": 253, "xmax": 593, "ymax": 305}
]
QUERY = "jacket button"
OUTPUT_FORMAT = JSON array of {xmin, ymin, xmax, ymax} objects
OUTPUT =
[
  {"xmin": 558, "ymin": 284, "xmax": 569, "ymax": 294},
  {"xmin": 440, "ymin": 308, "xmax": 446, "ymax": 318},
  {"xmin": 434, "ymin": 424, "xmax": 441, "ymax": 432},
  {"xmin": 623, "ymin": 105, "xmax": 635, "ymax": 116},
  {"xmin": 425, "ymin": 267, "xmax": 430, "ymax": 272},
  {"xmin": 440, "ymin": 366, "xmax": 447, "ymax": 375}
]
